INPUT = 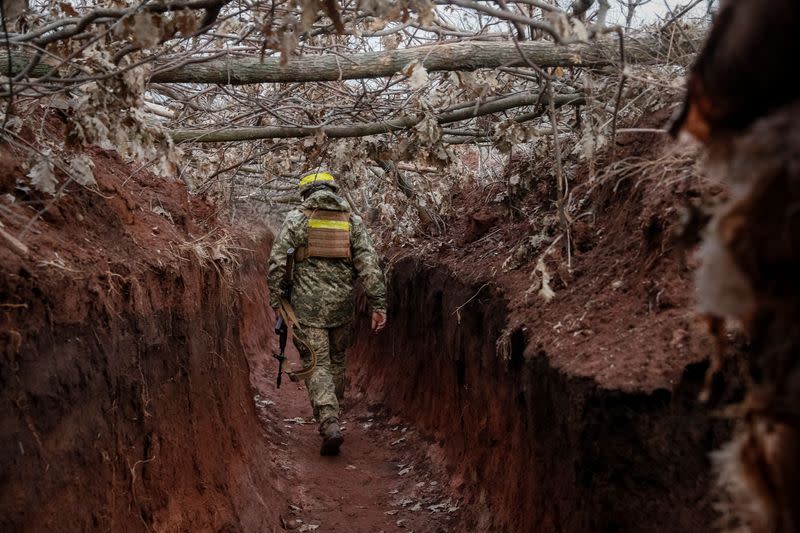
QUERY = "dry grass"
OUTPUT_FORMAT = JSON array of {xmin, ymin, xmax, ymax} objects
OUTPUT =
[
  {"xmin": 174, "ymin": 229, "xmax": 243, "ymax": 275},
  {"xmin": 591, "ymin": 144, "xmax": 708, "ymax": 196}
]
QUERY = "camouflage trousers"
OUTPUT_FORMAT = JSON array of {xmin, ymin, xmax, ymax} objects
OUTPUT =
[{"xmin": 293, "ymin": 322, "xmax": 353, "ymax": 426}]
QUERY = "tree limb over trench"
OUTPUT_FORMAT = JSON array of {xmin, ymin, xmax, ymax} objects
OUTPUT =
[
  {"xmin": 151, "ymin": 35, "xmax": 691, "ymax": 85},
  {"xmin": 168, "ymin": 93, "xmax": 584, "ymax": 142}
]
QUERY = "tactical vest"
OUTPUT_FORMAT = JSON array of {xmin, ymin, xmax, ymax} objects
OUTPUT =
[{"xmin": 296, "ymin": 209, "xmax": 352, "ymax": 261}]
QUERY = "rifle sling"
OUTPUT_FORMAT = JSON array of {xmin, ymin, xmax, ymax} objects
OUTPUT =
[{"xmin": 277, "ymin": 296, "xmax": 318, "ymax": 382}]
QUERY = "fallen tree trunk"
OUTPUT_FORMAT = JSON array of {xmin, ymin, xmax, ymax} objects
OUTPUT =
[
  {"xmin": 169, "ymin": 93, "xmax": 584, "ymax": 142},
  {"xmin": 3, "ymin": 34, "xmax": 697, "ymax": 86},
  {"xmin": 151, "ymin": 34, "xmax": 692, "ymax": 85}
]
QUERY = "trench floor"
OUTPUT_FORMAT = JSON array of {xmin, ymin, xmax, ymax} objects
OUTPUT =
[{"xmin": 252, "ymin": 366, "xmax": 462, "ymax": 533}]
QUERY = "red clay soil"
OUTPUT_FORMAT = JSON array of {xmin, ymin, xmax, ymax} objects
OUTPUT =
[
  {"xmin": 249, "ymin": 350, "xmax": 464, "ymax": 533},
  {"xmin": 242, "ymin": 240, "xmax": 466, "ymax": 533},
  {"xmin": 0, "ymin": 137, "xmax": 284, "ymax": 530},
  {"xmin": 1, "ymin": 107, "xmax": 740, "ymax": 532},
  {"xmin": 0, "ymin": 123, "xmax": 464, "ymax": 532},
  {"xmin": 349, "ymin": 111, "xmax": 740, "ymax": 532}
]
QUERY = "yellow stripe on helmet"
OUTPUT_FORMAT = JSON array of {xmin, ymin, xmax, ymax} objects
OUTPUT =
[
  {"xmin": 298, "ymin": 172, "xmax": 336, "ymax": 188},
  {"xmin": 308, "ymin": 219, "xmax": 351, "ymax": 231}
]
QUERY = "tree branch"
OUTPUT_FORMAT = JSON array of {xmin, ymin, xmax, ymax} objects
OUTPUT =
[
  {"xmin": 151, "ymin": 34, "xmax": 690, "ymax": 85},
  {"xmin": 169, "ymin": 93, "xmax": 584, "ymax": 142}
]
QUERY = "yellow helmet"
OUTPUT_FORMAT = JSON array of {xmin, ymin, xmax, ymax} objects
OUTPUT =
[{"xmin": 297, "ymin": 171, "xmax": 339, "ymax": 194}]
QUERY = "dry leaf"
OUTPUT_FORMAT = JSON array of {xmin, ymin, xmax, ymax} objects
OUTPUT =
[
  {"xmin": 131, "ymin": 13, "xmax": 163, "ymax": 48},
  {"xmin": 403, "ymin": 60, "xmax": 428, "ymax": 89},
  {"xmin": 28, "ymin": 155, "xmax": 58, "ymax": 195},
  {"xmin": 59, "ymin": 2, "xmax": 78, "ymax": 16},
  {"xmin": 414, "ymin": 114, "xmax": 440, "ymax": 145},
  {"xmin": 381, "ymin": 33, "xmax": 401, "ymax": 50},
  {"xmin": 68, "ymin": 154, "xmax": 96, "ymax": 186},
  {"xmin": 172, "ymin": 10, "xmax": 199, "ymax": 35},
  {"xmin": 417, "ymin": 0, "xmax": 435, "ymax": 26}
]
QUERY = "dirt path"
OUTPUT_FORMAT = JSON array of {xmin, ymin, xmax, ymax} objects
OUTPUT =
[{"xmin": 251, "ymin": 361, "xmax": 462, "ymax": 533}]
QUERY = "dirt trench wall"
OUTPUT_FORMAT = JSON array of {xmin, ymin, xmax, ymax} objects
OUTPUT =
[
  {"xmin": 0, "ymin": 146, "xmax": 280, "ymax": 531},
  {"xmin": 0, "ymin": 246, "xmax": 279, "ymax": 532},
  {"xmin": 350, "ymin": 257, "xmax": 730, "ymax": 532}
]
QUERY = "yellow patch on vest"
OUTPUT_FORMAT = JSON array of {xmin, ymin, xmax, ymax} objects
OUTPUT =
[{"xmin": 308, "ymin": 219, "xmax": 351, "ymax": 231}]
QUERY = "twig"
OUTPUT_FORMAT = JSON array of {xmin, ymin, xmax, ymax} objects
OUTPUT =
[
  {"xmin": 129, "ymin": 455, "xmax": 157, "ymax": 485},
  {"xmin": 616, "ymin": 128, "xmax": 667, "ymax": 134},
  {"xmin": 660, "ymin": 0, "xmax": 699, "ymax": 53},
  {"xmin": 605, "ymin": 25, "xmax": 627, "ymax": 162},
  {"xmin": 659, "ymin": 0, "xmax": 705, "ymax": 31},
  {"xmin": 547, "ymin": 80, "xmax": 572, "ymax": 269},
  {"xmin": 1, "ymin": 0, "xmax": 14, "ymax": 129},
  {"xmin": 0, "ymin": 226, "xmax": 30, "ymax": 259},
  {"xmin": 453, "ymin": 283, "xmax": 489, "ymax": 324}
]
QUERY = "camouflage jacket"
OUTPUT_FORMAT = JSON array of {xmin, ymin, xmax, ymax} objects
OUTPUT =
[{"xmin": 267, "ymin": 188, "xmax": 387, "ymax": 328}]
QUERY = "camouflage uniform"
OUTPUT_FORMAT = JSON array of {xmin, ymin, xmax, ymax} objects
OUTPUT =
[{"xmin": 268, "ymin": 188, "xmax": 387, "ymax": 426}]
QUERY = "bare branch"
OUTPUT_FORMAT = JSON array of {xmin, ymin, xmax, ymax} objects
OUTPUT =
[{"xmin": 169, "ymin": 93, "xmax": 584, "ymax": 142}]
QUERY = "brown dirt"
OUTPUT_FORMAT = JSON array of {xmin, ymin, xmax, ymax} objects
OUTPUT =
[
  {"xmin": 0, "ymin": 120, "xmax": 464, "ymax": 532},
  {"xmin": 348, "ymin": 110, "xmax": 742, "ymax": 531},
  {"xmin": 242, "ymin": 241, "xmax": 466, "ymax": 533},
  {"xmin": 249, "ymin": 359, "xmax": 464, "ymax": 533},
  {"xmin": 0, "ymin": 136, "xmax": 283, "ymax": 530},
  {"xmin": 1, "ymin": 107, "xmax": 745, "ymax": 532}
]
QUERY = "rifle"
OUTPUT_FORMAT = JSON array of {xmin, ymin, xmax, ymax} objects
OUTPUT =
[{"xmin": 272, "ymin": 247, "xmax": 295, "ymax": 388}]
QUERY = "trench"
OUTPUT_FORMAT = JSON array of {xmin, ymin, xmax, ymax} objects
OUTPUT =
[
  {"xmin": 348, "ymin": 257, "xmax": 734, "ymax": 532},
  {"xmin": 0, "ymin": 145, "xmax": 735, "ymax": 532},
  {"xmin": 1, "ymin": 234, "xmax": 733, "ymax": 533}
]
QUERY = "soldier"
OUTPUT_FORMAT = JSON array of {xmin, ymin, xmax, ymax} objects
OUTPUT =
[{"xmin": 268, "ymin": 171, "xmax": 388, "ymax": 455}]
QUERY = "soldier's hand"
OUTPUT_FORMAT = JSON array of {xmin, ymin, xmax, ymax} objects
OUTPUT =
[{"xmin": 371, "ymin": 311, "xmax": 387, "ymax": 332}]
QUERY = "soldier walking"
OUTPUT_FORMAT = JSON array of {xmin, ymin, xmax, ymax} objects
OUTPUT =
[{"xmin": 268, "ymin": 171, "xmax": 387, "ymax": 455}]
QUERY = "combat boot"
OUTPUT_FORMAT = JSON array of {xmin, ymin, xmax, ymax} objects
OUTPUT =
[{"xmin": 320, "ymin": 418, "xmax": 343, "ymax": 456}]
